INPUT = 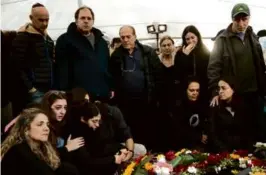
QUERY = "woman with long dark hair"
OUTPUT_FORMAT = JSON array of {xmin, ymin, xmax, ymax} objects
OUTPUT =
[
  {"xmin": 210, "ymin": 77, "xmax": 257, "ymax": 152},
  {"xmin": 174, "ymin": 25, "xmax": 210, "ymax": 103}
]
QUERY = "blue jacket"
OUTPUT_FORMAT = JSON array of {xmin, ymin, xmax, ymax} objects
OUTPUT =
[{"xmin": 55, "ymin": 22, "xmax": 111, "ymax": 98}]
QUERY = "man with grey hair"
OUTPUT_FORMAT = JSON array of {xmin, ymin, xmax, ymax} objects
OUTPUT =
[
  {"xmin": 208, "ymin": 3, "xmax": 266, "ymax": 141},
  {"xmin": 109, "ymin": 25, "xmax": 160, "ymax": 149}
]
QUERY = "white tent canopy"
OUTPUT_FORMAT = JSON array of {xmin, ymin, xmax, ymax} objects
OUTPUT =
[{"xmin": 1, "ymin": 0, "xmax": 266, "ymax": 43}]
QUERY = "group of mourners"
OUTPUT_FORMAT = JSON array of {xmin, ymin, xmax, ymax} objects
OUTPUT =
[{"xmin": 1, "ymin": 2, "xmax": 266, "ymax": 175}]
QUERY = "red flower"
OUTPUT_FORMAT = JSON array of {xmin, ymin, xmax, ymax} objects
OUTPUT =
[
  {"xmin": 135, "ymin": 155, "xmax": 145, "ymax": 164},
  {"xmin": 165, "ymin": 151, "xmax": 176, "ymax": 161},
  {"xmin": 220, "ymin": 151, "xmax": 230, "ymax": 159},
  {"xmin": 207, "ymin": 154, "xmax": 222, "ymax": 165},
  {"xmin": 148, "ymin": 169, "xmax": 155, "ymax": 175},
  {"xmin": 195, "ymin": 160, "xmax": 208, "ymax": 169},
  {"xmin": 234, "ymin": 150, "xmax": 249, "ymax": 157},
  {"xmin": 251, "ymin": 159, "xmax": 266, "ymax": 167},
  {"xmin": 174, "ymin": 165, "xmax": 188, "ymax": 174}
]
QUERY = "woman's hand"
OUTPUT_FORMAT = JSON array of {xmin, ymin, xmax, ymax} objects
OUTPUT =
[
  {"xmin": 182, "ymin": 43, "xmax": 195, "ymax": 55},
  {"xmin": 65, "ymin": 135, "xmax": 85, "ymax": 152}
]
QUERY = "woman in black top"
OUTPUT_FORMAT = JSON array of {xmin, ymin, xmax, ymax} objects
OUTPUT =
[
  {"xmin": 69, "ymin": 101, "xmax": 132, "ymax": 174},
  {"xmin": 172, "ymin": 78, "xmax": 208, "ymax": 151},
  {"xmin": 210, "ymin": 77, "xmax": 257, "ymax": 152},
  {"xmin": 174, "ymin": 25, "xmax": 210, "ymax": 103},
  {"xmin": 1, "ymin": 108, "xmax": 77, "ymax": 175}
]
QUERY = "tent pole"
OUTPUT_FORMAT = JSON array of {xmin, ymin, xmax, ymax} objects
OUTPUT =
[{"xmin": 77, "ymin": 0, "xmax": 83, "ymax": 7}]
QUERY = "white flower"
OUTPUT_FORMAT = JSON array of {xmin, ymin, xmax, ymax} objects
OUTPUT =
[
  {"xmin": 255, "ymin": 142, "xmax": 263, "ymax": 147},
  {"xmin": 161, "ymin": 167, "xmax": 170, "ymax": 175},
  {"xmin": 187, "ymin": 166, "xmax": 197, "ymax": 174},
  {"xmin": 214, "ymin": 166, "xmax": 221, "ymax": 174},
  {"xmin": 239, "ymin": 163, "xmax": 247, "ymax": 169},
  {"xmin": 158, "ymin": 157, "xmax": 166, "ymax": 163},
  {"xmin": 263, "ymin": 143, "xmax": 266, "ymax": 147},
  {"xmin": 239, "ymin": 158, "xmax": 247, "ymax": 169},
  {"xmin": 185, "ymin": 150, "xmax": 192, "ymax": 154}
]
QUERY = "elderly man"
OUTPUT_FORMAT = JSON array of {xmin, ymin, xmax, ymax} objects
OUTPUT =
[
  {"xmin": 55, "ymin": 6, "xmax": 113, "ymax": 102},
  {"xmin": 208, "ymin": 3, "xmax": 266, "ymax": 141},
  {"xmin": 10, "ymin": 3, "xmax": 54, "ymax": 109},
  {"xmin": 109, "ymin": 25, "xmax": 159, "ymax": 148}
]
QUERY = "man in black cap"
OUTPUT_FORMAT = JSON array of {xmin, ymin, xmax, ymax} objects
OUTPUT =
[{"xmin": 208, "ymin": 3, "xmax": 266, "ymax": 141}]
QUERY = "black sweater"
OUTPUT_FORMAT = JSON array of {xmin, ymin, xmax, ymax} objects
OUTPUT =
[{"xmin": 2, "ymin": 142, "xmax": 57, "ymax": 175}]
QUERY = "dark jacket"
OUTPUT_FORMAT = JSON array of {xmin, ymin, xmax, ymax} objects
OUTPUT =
[
  {"xmin": 55, "ymin": 23, "xmax": 111, "ymax": 99},
  {"xmin": 1, "ymin": 31, "xmax": 18, "ymax": 107},
  {"xmin": 208, "ymin": 24, "xmax": 266, "ymax": 97},
  {"xmin": 68, "ymin": 104, "xmax": 131, "ymax": 174},
  {"xmin": 172, "ymin": 98, "xmax": 208, "ymax": 149},
  {"xmin": 174, "ymin": 46, "xmax": 210, "ymax": 101},
  {"xmin": 11, "ymin": 23, "xmax": 54, "ymax": 92},
  {"xmin": 209, "ymin": 96, "xmax": 257, "ymax": 152},
  {"xmin": 1, "ymin": 142, "xmax": 57, "ymax": 175},
  {"xmin": 110, "ymin": 41, "xmax": 159, "ymax": 103}
]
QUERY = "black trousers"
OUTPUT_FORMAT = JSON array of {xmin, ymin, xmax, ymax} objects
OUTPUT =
[{"xmin": 241, "ymin": 92, "xmax": 265, "ymax": 142}]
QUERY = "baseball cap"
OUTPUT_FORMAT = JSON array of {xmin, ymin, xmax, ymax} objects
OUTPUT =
[{"xmin": 231, "ymin": 3, "xmax": 250, "ymax": 18}]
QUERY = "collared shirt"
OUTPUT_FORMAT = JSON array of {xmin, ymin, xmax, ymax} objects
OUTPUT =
[{"xmin": 122, "ymin": 45, "xmax": 145, "ymax": 97}]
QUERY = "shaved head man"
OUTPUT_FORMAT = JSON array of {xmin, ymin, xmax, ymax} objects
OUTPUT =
[{"xmin": 30, "ymin": 3, "xmax": 49, "ymax": 33}]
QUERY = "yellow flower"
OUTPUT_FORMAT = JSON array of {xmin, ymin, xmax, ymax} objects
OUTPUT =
[
  {"xmin": 230, "ymin": 154, "xmax": 240, "ymax": 159},
  {"xmin": 157, "ymin": 154, "xmax": 165, "ymax": 160},
  {"xmin": 122, "ymin": 162, "xmax": 136, "ymax": 175},
  {"xmin": 175, "ymin": 149, "xmax": 186, "ymax": 156},
  {"xmin": 231, "ymin": 169, "xmax": 239, "ymax": 175},
  {"xmin": 250, "ymin": 173, "xmax": 266, "ymax": 175},
  {"xmin": 144, "ymin": 162, "xmax": 153, "ymax": 171}
]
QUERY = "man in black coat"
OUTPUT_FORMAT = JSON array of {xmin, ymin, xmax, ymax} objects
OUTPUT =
[
  {"xmin": 109, "ymin": 25, "xmax": 159, "ymax": 148},
  {"xmin": 10, "ymin": 3, "xmax": 54, "ymax": 106},
  {"xmin": 55, "ymin": 6, "xmax": 113, "ymax": 102}
]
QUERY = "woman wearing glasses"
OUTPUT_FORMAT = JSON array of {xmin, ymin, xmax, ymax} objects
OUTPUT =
[{"xmin": 210, "ymin": 77, "xmax": 257, "ymax": 152}]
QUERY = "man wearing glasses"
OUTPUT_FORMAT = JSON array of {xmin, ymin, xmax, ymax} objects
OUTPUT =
[
  {"xmin": 208, "ymin": 3, "xmax": 266, "ymax": 141},
  {"xmin": 110, "ymin": 25, "xmax": 159, "ymax": 148}
]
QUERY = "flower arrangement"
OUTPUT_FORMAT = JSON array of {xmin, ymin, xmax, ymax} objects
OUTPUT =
[{"xmin": 121, "ymin": 147, "xmax": 266, "ymax": 175}]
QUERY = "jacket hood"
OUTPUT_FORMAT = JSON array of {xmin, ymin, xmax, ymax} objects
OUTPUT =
[
  {"xmin": 18, "ymin": 23, "xmax": 48, "ymax": 36},
  {"xmin": 219, "ymin": 23, "xmax": 254, "ymax": 38}
]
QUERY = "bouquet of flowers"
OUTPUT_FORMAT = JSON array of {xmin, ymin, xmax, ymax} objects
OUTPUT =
[{"xmin": 121, "ymin": 148, "xmax": 266, "ymax": 175}]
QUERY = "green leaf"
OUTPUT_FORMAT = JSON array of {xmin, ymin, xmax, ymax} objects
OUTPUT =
[
  {"xmin": 179, "ymin": 154, "xmax": 195, "ymax": 165},
  {"xmin": 170, "ymin": 156, "xmax": 182, "ymax": 167}
]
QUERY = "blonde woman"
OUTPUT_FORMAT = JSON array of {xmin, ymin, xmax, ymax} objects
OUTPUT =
[{"xmin": 1, "ymin": 108, "xmax": 77, "ymax": 175}]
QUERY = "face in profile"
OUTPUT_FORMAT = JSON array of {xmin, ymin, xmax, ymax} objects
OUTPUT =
[
  {"xmin": 160, "ymin": 39, "xmax": 174, "ymax": 56},
  {"xmin": 187, "ymin": 82, "xmax": 200, "ymax": 101},
  {"xmin": 51, "ymin": 99, "xmax": 67, "ymax": 122},
  {"xmin": 119, "ymin": 26, "xmax": 136, "ymax": 50},
  {"xmin": 185, "ymin": 32, "xmax": 198, "ymax": 46},
  {"xmin": 82, "ymin": 114, "xmax": 102, "ymax": 130},
  {"xmin": 218, "ymin": 80, "xmax": 234, "ymax": 101},
  {"xmin": 28, "ymin": 113, "xmax": 50, "ymax": 142},
  {"xmin": 76, "ymin": 8, "xmax": 94, "ymax": 34}
]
